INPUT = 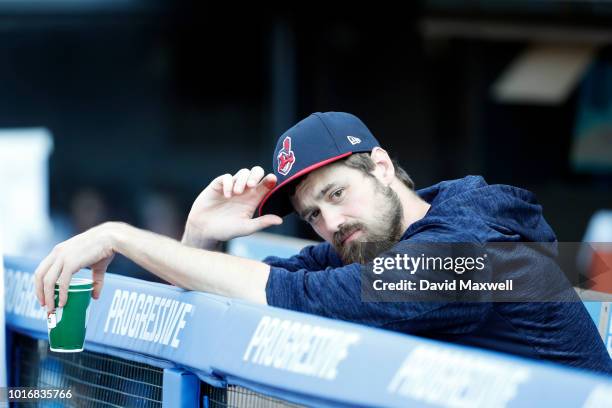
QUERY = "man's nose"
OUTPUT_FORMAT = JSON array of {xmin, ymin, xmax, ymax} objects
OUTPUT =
[{"xmin": 321, "ymin": 206, "xmax": 345, "ymax": 235}]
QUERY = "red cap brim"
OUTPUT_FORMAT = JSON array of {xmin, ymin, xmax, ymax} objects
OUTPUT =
[{"xmin": 258, "ymin": 152, "xmax": 353, "ymax": 217}]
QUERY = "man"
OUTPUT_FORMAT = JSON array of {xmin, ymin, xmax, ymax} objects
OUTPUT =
[{"xmin": 34, "ymin": 112, "xmax": 612, "ymax": 374}]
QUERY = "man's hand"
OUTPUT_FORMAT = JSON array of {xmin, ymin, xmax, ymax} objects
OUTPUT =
[
  {"xmin": 183, "ymin": 166, "xmax": 283, "ymax": 246},
  {"xmin": 34, "ymin": 222, "xmax": 116, "ymax": 313}
]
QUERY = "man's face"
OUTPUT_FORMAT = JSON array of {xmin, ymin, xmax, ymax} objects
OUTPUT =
[{"xmin": 291, "ymin": 162, "xmax": 404, "ymax": 264}]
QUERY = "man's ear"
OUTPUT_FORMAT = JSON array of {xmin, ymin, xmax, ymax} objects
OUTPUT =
[{"xmin": 369, "ymin": 147, "xmax": 394, "ymax": 185}]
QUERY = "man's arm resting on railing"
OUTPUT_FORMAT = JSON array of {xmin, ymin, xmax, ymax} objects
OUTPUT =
[
  {"xmin": 34, "ymin": 221, "xmax": 269, "ymax": 313},
  {"xmin": 112, "ymin": 222, "xmax": 269, "ymax": 303}
]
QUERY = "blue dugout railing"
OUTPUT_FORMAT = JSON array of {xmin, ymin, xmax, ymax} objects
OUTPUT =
[{"xmin": 4, "ymin": 256, "xmax": 612, "ymax": 407}]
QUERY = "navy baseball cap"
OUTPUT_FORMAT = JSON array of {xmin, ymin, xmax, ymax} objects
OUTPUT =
[{"xmin": 258, "ymin": 112, "xmax": 380, "ymax": 217}]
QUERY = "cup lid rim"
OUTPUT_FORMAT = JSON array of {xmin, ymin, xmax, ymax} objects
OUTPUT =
[{"xmin": 54, "ymin": 277, "xmax": 93, "ymax": 289}]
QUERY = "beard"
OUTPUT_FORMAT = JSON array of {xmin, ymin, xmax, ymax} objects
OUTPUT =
[{"xmin": 332, "ymin": 180, "xmax": 404, "ymax": 265}]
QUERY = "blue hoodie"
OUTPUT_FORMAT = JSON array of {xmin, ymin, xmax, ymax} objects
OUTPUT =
[{"xmin": 264, "ymin": 176, "xmax": 612, "ymax": 375}]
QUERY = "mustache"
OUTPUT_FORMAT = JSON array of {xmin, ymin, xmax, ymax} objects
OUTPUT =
[{"xmin": 333, "ymin": 223, "xmax": 366, "ymax": 247}]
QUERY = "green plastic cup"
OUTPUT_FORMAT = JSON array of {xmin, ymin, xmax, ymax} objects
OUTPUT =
[{"xmin": 47, "ymin": 277, "xmax": 93, "ymax": 352}]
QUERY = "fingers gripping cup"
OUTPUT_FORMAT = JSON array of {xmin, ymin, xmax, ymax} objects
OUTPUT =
[{"xmin": 47, "ymin": 278, "xmax": 94, "ymax": 352}]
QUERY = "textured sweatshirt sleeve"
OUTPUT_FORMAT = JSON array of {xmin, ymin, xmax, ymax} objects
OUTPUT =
[{"xmin": 264, "ymin": 224, "xmax": 491, "ymax": 334}]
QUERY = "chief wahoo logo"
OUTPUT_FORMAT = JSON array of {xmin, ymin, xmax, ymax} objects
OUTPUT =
[{"xmin": 277, "ymin": 136, "xmax": 296, "ymax": 176}]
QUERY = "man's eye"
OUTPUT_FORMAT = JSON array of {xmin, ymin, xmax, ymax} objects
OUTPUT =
[
  {"xmin": 307, "ymin": 210, "xmax": 320, "ymax": 223},
  {"xmin": 331, "ymin": 188, "xmax": 344, "ymax": 199}
]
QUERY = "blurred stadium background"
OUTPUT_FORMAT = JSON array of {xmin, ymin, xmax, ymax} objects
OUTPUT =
[{"xmin": 0, "ymin": 1, "xmax": 611, "ymax": 262}]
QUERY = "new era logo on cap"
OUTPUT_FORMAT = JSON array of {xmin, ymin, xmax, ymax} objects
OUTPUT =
[{"xmin": 347, "ymin": 135, "xmax": 361, "ymax": 145}]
